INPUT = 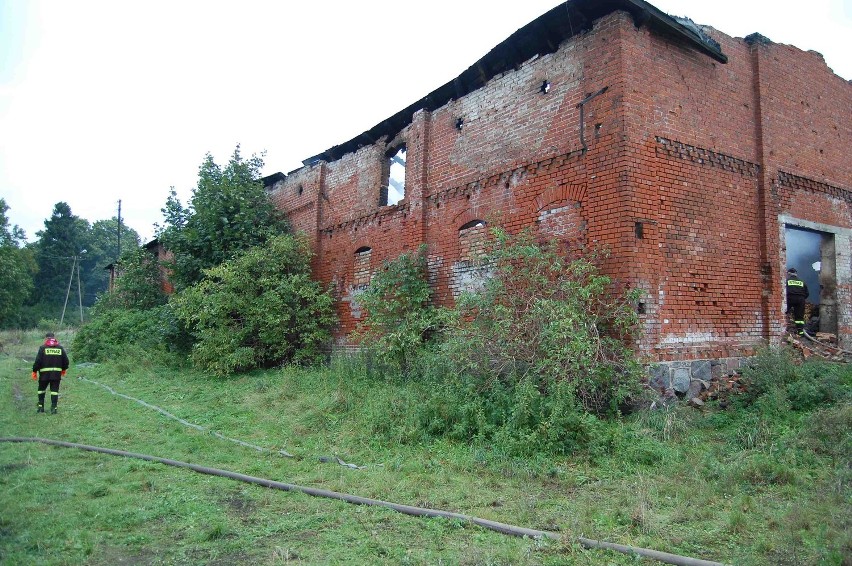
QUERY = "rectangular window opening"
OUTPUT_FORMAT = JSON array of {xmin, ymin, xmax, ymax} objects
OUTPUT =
[{"xmin": 381, "ymin": 146, "xmax": 406, "ymax": 206}]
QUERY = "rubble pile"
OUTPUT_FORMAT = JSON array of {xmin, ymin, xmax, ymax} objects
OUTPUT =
[
  {"xmin": 667, "ymin": 332, "xmax": 849, "ymax": 410},
  {"xmin": 787, "ymin": 332, "xmax": 849, "ymax": 363}
]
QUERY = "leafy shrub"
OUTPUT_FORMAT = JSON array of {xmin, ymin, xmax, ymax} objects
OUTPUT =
[
  {"xmin": 171, "ymin": 234, "xmax": 335, "ymax": 376},
  {"xmin": 447, "ymin": 229, "xmax": 643, "ymax": 416},
  {"xmin": 739, "ymin": 348, "xmax": 851, "ymax": 411},
  {"xmin": 738, "ymin": 347, "xmax": 799, "ymax": 403},
  {"xmin": 491, "ymin": 378, "xmax": 607, "ymax": 456},
  {"xmin": 354, "ymin": 245, "xmax": 445, "ymax": 376},
  {"xmin": 72, "ymin": 304, "xmax": 181, "ymax": 362},
  {"xmin": 786, "ymin": 361, "xmax": 851, "ymax": 410},
  {"xmin": 354, "ymin": 231, "xmax": 643, "ymax": 456}
]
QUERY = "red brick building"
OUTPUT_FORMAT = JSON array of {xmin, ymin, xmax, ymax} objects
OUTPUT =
[{"xmin": 264, "ymin": 0, "xmax": 851, "ymax": 381}]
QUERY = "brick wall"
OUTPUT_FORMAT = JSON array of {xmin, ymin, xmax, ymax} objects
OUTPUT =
[{"xmin": 270, "ymin": 7, "xmax": 851, "ymax": 358}]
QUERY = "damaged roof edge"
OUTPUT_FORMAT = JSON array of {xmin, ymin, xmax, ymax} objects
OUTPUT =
[
  {"xmin": 302, "ymin": 0, "xmax": 727, "ymax": 167},
  {"xmin": 261, "ymin": 172, "xmax": 286, "ymax": 186}
]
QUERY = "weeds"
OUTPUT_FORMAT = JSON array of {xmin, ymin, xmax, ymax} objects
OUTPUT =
[{"xmin": 3, "ymin": 316, "xmax": 851, "ymax": 563}]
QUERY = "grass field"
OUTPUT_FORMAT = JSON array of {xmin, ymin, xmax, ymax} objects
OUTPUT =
[{"xmin": 1, "ymin": 329, "xmax": 849, "ymax": 565}]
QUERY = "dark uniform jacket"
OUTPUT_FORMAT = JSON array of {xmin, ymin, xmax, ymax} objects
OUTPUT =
[
  {"xmin": 786, "ymin": 275, "xmax": 809, "ymax": 299},
  {"xmin": 33, "ymin": 341, "xmax": 70, "ymax": 381}
]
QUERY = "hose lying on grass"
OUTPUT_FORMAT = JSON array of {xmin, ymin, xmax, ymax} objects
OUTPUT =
[
  {"xmin": 76, "ymin": 376, "xmax": 297, "ymax": 457},
  {"xmin": 77, "ymin": 376, "xmax": 371, "ymax": 469},
  {"xmin": 0, "ymin": 437, "xmax": 727, "ymax": 566}
]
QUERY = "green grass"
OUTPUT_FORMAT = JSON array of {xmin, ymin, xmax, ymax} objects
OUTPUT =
[{"xmin": 1, "ymin": 330, "xmax": 849, "ymax": 565}]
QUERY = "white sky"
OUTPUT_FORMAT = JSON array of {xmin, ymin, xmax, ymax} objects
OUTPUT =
[{"xmin": 2, "ymin": 0, "xmax": 850, "ymax": 244}]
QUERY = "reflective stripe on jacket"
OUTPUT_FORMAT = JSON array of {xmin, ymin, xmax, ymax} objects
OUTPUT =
[
  {"xmin": 33, "ymin": 344, "xmax": 70, "ymax": 380},
  {"xmin": 786, "ymin": 277, "xmax": 809, "ymax": 298}
]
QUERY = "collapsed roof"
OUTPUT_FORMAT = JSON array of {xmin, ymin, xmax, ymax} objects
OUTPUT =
[{"xmin": 303, "ymin": 0, "xmax": 727, "ymax": 167}]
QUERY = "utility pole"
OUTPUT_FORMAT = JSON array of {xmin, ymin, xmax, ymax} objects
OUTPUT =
[
  {"xmin": 60, "ymin": 255, "xmax": 77, "ymax": 327},
  {"xmin": 117, "ymin": 199, "xmax": 122, "ymax": 263},
  {"xmin": 77, "ymin": 257, "xmax": 84, "ymax": 324}
]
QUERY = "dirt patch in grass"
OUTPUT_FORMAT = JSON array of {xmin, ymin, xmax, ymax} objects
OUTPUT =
[
  {"xmin": 84, "ymin": 545, "xmax": 160, "ymax": 566},
  {"xmin": 222, "ymin": 491, "xmax": 257, "ymax": 518}
]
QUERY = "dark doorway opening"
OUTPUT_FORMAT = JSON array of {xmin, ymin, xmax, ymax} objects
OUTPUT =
[{"xmin": 784, "ymin": 226, "xmax": 837, "ymax": 334}]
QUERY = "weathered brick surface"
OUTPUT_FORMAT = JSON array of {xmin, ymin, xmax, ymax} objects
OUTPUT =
[{"xmin": 270, "ymin": 8, "xmax": 851, "ymax": 358}]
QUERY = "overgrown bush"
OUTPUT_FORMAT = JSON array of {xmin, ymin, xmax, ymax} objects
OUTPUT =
[
  {"xmin": 171, "ymin": 234, "xmax": 335, "ymax": 376},
  {"xmin": 96, "ymin": 247, "xmax": 167, "ymax": 312},
  {"xmin": 354, "ymin": 230, "xmax": 643, "ymax": 456},
  {"xmin": 448, "ymin": 229, "xmax": 643, "ymax": 416},
  {"xmin": 72, "ymin": 304, "xmax": 183, "ymax": 363},
  {"xmin": 738, "ymin": 347, "xmax": 851, "ymax": 411},
  {"xmin": 354, "ymin": 245, "xmax": 446, "ymax": 376},
  {"xmin": 72, "ymin": 245, "xmax": 183, "ymax": 363}
]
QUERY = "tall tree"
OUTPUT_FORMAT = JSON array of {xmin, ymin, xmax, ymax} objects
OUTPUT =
[
  {"xmin": 0, "ymin": 199, "xmax": 36, "ymax": 327},
  {"xmin": 158, "ymin": 145, "xmax": 288, "ymax": 290},
  {"xmin": 0, "ymin": 198, "xmax": 27, "ymax": 247},
  {"xmin": 30, "ymin": 202, "xmax": 92, "ymax": 307}
]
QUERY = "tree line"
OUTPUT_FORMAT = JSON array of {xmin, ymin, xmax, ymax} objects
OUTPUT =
[{"xmin": 0, "ymin": 199, "xmax": 141, "ymax": 328}]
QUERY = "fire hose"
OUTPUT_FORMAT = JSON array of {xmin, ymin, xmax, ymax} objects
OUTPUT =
[{"xmin": 0, "ymin": 436, "xmax": 727, "ymax": 566}]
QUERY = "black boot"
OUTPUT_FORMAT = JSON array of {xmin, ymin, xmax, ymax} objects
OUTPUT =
[
  {"xmin": 37, "ymin": 404, "xmax": 44, "ymax": 413},
  {"xmin": 50, "ymin": 405, "xmax": 58, "ymax": 415}
]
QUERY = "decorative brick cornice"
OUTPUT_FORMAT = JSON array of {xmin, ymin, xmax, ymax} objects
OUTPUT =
[
  {"xmin": 428, "ymin": 148, "xmax": 585, "ymax": 206},
  {"xmin": 655, "ymin": 136, "xmax": 760, "ymax": 178},
  {"xmin": 287, "ymin": 200, "xmax": 316, "ymax": 215},
  {"xmin": 777, "ymin": 171, "xmax": 852, "ymax": 201},
  {"xmin": 320, "ymin": 202, "xmax": 411, "ymax": 235}
]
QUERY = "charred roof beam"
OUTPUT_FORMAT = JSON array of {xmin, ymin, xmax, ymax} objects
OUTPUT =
[{"xmin": 302, "ymin": 0, "xmax": 727, "ymax": 166}]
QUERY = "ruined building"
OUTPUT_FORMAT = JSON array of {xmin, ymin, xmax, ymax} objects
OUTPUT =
[{"xmin": 263, "ymin": 0, "xmax": 851, "ymax": 380}]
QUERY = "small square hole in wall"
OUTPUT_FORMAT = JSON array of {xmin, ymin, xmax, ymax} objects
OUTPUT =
[
  {"xmin": 637, "ymin": 301, "xmax": 646, "ymax": 314},
  {"xmin": 635, "ymin": 221, "xmax": 644, "ymax": 239}
]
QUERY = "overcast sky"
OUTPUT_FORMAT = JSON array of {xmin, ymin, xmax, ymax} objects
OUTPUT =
[{"xmin": 2, "ymin": 0, "xmax": 850, "ymax": 245}]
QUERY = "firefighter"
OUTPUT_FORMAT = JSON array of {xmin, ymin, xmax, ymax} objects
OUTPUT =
[
  {"xmin": 32, "ymin": 332, "xmax": 70, "ymax": 414},
  {"xmin": 785, "ymin": 268, "xmax": 809, "ymax": 335}
]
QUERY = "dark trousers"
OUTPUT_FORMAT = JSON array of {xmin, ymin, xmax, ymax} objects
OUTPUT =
[
  {"xmin": 787, "ymin": 296, "xmax": 806, "ymax": 332},
  {"xmin": 37, "ymin": 379, "xmax": 61, "ymax": 408}
]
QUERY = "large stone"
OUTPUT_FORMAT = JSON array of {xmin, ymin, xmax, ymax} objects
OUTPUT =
[
  {"xmin": 691, "ymin": 360, "xmax": 712, "ymax": 381},
  {"xmin": 648, "ymin": 364, "xmax": 670, "ymax": 390},
  {"xmin": 672, "ymin": 367, "xmax": 691, "ymax": 394},
  {"xmin": 687, "ymin": 379, "xmax": 704, "ymax": 399},
  {"xmin": 711, "ymin": 360, "xmax": 724, "ymax": 379}
]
